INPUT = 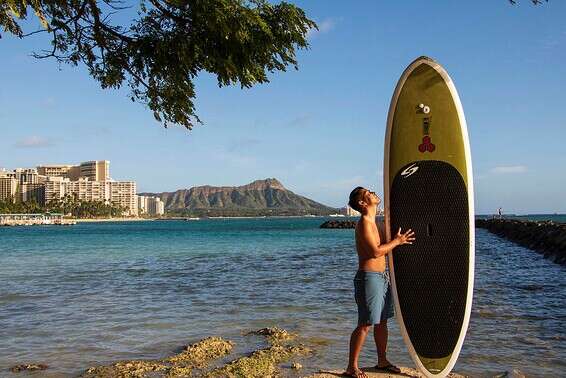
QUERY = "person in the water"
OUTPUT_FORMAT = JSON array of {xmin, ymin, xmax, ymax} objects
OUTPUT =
[{"xmin": 345, "ymin": 187, "xmax": 415, "ymax": 378}]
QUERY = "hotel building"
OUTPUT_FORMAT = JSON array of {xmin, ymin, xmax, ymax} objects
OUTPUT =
[
  {"xmin": 37, "ymin": 160, "xmax": 109, "ymax": 181},
  {"xmin": 341, "ymin": 205, "xmax": 361, "ymax": 217},
  {"xmin": 44, "ymin": 178, "xmax": 137, "ymax": 216},
  {"xmin": 137, "ymin": 195, "xmax": 164, "ymax": 216},
  {"xmin": 3, "ymin": 161, "xmax": 137, "ymax": 216},
  {"xmin": 80, "ymin": 161, "xmax": 109, "ymax": 182},
  {"xmin": 0, "ymin": 174, "xmax": 18, "ymax": 202},
  {"xmin": 37, "ymin": 165, "xmax": 80, "ymax": 180}
]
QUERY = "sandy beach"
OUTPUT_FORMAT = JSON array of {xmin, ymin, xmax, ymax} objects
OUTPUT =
[{"xmin": 308, "ymin": 367, "xmax": 465, "ymax": 378}]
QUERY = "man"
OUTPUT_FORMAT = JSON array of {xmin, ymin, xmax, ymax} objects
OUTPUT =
[{"xmin": 345, "ymin": 187, "xmax": 415, "ymax": 378}]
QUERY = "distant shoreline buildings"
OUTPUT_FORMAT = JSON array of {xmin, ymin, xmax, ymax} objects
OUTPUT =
[
  {"xmin": 340, "ymin": 205, "xmax": 361, "ymax": 217},
  {"xmin": 0, "ymin": 160, "xmax": 163, "ymax": 217}
]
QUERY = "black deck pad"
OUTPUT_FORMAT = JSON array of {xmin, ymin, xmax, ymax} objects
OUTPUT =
[{"xmin": 390, "ymin": 160, "xmax": 469, "ymax": 359}]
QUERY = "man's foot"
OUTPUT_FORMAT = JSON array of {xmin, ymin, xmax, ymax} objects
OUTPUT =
[
  {"xmin": 375, "ymin": 362, "xmax": 401, "ymax": 374},
  {"xmin": 344, "ymin": 367, "xmax": 368, "ymax": 378}
]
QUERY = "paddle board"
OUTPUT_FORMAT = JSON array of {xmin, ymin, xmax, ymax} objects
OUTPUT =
[{"xmin": 384, "ymin": 56, "xmax": 474, "ymax": 377}]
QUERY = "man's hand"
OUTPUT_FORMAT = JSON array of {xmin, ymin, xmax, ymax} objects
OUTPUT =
[{"xmin": 395, "ymin": 228, "xmax": 415, "ymax": 245}]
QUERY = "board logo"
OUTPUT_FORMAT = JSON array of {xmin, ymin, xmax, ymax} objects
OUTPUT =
[
  {"xmin": 417, "ymin": 104, "xmax": 436, "ymax": 153},
  {"xmin": 401, "ymin": 163, "xmax": 419, "ymax": 178},
  {"xmin": 419, "ymin": 135, "xmax": 435, "ymax": 153}
]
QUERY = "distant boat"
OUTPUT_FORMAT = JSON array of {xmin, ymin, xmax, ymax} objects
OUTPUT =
[
  {"xmin": 185, "ymin": 217, "xmax": 200, "ymax": 221},
  {"xmin": 328, "ymin": 214, "xmax": 345, "ymax": 217}
]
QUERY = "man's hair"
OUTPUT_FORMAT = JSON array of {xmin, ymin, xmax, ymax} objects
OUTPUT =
[{"xmin": 348, "ymin": 186, "xmax": 366, "ymax": 212}]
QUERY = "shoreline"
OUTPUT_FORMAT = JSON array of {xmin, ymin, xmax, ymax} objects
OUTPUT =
[
  {"xmin": 74, "ymin": 217, "xmax": 154, "ymax": 223},
  {"xmin": 9, "ymin": 328, "xmax": 466, "ymax": 378}
]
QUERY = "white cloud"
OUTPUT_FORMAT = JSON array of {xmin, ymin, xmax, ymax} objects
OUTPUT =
[
  {"xmin": 14, "ymin": 136, "xmax": 53, "ymax": 148},
  {"xmin": 490, "ymin": 165, "xmax": 528, "ymax": 174},
  {"xmin": 307, "ymin": 18, "xmax": 336, "ymax": 39}
]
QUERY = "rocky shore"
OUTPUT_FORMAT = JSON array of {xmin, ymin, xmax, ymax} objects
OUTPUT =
[
  {"xmin": 320, "ymin": 220, "xmax": 356, "ymax": 229},
  {"xmin": 476, "ymin": 218, "xmax": 566, "ymax": 265},
  {"xmin": 8, "ymin": 327, "xmax": 466, "ymax": 377}
]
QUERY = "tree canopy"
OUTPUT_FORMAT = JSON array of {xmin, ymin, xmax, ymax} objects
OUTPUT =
[
  {"xmin": 509, "ymin": 0, "xmax": 547, "ymax": 4},
  {"xmin": 1, "ymin": 1, "xmax": 548, "ymax": 130},
  {"xmin": 0, "ymin": 0, "xmax": 316, "ymax": 129}
]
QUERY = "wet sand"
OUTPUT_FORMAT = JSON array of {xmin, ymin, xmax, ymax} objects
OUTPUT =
[{"xmin": 308, "ymin": 367, "xmax": 465, "ymax": 378}]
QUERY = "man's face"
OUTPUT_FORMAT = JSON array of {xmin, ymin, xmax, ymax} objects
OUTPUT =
[{"xmin": 362, "ymin": 189, "xmax": 380, "ymax": 207}]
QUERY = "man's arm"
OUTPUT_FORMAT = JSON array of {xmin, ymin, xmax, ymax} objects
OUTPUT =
[{"xmin": 360, "ymin": 221, "xmax": 414, "ymax": 258}]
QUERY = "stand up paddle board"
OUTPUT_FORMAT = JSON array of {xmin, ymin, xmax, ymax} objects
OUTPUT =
[{"xmin": 384, "ymin": 56, "xmax": 474, "ymax": 378}]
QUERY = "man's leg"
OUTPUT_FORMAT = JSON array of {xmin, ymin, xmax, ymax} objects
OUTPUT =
[
  {"xmin": 373, "ymin": 320, "xmax": 389, "ymax": 366},
  {"xmin": 347, "ymin": 324, "xmax": 371, "ymax": 375},
  {"xmin": 374, "ymin": 320, "xmax": 400, "ymax": 372}
]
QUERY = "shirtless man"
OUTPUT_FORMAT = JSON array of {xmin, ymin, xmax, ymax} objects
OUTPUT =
[{"xmin": 345, "ymin": 187, "xmax": 415, "ymax": 378}]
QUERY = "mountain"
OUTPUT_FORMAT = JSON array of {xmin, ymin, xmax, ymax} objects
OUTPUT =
[{"xmin": 140, "ymin": 178, "xmax": 338, "ymax": 217}]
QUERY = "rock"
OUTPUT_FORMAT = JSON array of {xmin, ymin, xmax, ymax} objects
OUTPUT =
[
  {"xmin": 10, "ymin": 363, "xmax": 48, "ymax": 372},
  {"xmin": 205, "ymin": 344, "xmax": 311, "ymax": 378},
  {"xmin": 247, "ymin": 327, "xmax": 296, "ymax": 344},
  {"xmin": 320, "ymin": 220, "xmax": 356, "ymax": 229},
  {"xmin": 476, "ymin": 219, "xmax": 566, "ymax": 266},
  {"xmin": 80, "ymin": 336, "xmax": 233, "ymax": 377},
  {"xmin": 291, "ymin": 362, "xmax": 302, "ymax": 369}
]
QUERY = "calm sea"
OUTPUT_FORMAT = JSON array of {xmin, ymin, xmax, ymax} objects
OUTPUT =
[{"xmin": 1, "ymin": 216, "xmax": 564, "ymax": 377}]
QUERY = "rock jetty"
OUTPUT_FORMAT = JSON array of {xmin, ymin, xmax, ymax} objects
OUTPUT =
[
  {"xmin": 320, "ymin": 220, "xmax": 356, "ymax": 229},
  {"xmin": 476, "ymin": 219, "xmax": 566, "ymax": 265}
]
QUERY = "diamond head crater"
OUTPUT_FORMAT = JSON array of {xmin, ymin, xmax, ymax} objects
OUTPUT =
[{"xmin": 140, "ymin": 178, "xmax": 338, "ymax": 217}]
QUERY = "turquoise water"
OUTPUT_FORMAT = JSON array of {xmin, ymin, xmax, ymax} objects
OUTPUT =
[{"xmin": 0, "ymin": 217, "xmax": 564, "ymax": 377}]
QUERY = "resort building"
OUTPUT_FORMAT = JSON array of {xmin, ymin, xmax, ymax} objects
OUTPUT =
[
  {"xmin": 20, "ymin": 183, "xmax": 45, "ymax": 204},
  {"xmin": 109, "ymin": 181, "xmax": 137, "ymax": 216},
  {"xmin": 0, "ymin": 175, "xmax": 18, "ymax": 202},
  {"xmin": 44, "ymin": 178, "xmax": 137, "ymax": 216},
  {"xmin": 37, "ymin": 165, "xmax": 80, "ymax": 180},
  {"xmin": 13, "ymin": 168, "xmax": 46, "ymax": 184},
  {"xmin": 341, "ymin": 205, "xmax": 361, "ymax": 217},
  {"xmin": 4, "ymin": 160, "xmax": 137, "ymax": 216},
  {"xmin": 37, "ymin": 161, "xmax": 109, "ymax": 181},
  {"xmin": 137, "ymin": 195, "xmax": 164, "ymax": 216},
  {"xmin": 137, "ymin": 195, "xmax": 147, "ymax": 214},
  {"xmin": 148, "ymin": 197, "xmax": 165, "ymax": 216},
  {"xmin": 80, "ymin": 161, "xmax": 110, "ymax": 182}
]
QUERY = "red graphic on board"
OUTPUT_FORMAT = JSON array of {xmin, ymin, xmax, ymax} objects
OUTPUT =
[{"xmin": 418, "ymin": 136, "xmax": 436, "ymax": 153}]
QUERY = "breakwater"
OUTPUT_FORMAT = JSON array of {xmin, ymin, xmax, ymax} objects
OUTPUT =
[
  {"xmin": 476, "ymin": 219, "xmax": 566, "ymax": 265},
  {"xmin": 320, "ymin": 220, "xmax": 356, "ymax": 229},
  {"xmin": 320, "ymin": 218, "xmax": 566, "ymax": 266}
]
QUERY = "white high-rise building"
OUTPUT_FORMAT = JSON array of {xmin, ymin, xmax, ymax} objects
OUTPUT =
[
  {"xmin": 0, "ymin": 174, "xmax": 18, "ymax": 202},
  {"xmin": 5, "ymin": 160, "xmax": 137, "ymax": 215},
  {"xmin": 341, "ymin": 205, "xmax": 361, "ymax": 217},
  {"xmin": 44, "ymin": 177, "xmax": 137, "ymax": 216},
  {"xmin": 137, "ymin": 195, "xmax": 164, "ymax": 216}
]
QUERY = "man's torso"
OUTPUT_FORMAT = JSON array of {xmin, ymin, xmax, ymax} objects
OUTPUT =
[{"xmin": 355, "ymin": 219, "xmax": 387, "ymax": 272}]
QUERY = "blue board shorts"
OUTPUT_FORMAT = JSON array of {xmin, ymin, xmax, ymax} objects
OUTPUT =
[{"xmin": 354, "ymin": 270, "xmax": 395, "ymax": 325}]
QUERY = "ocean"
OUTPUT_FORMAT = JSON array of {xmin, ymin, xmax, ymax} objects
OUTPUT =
[{"xmin": 1, "ymin": 216, "xmax": 564, "ymax": 377}]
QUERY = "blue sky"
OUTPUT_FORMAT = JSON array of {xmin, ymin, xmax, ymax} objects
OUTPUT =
[{"xmin": 1, "ymin": 1, "xmax": 565, "ymax": 214}]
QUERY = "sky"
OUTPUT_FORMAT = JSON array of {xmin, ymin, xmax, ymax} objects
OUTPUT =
[{"xmin": 1, "ymin": 1, "xmax": 565, "ymax": 214}]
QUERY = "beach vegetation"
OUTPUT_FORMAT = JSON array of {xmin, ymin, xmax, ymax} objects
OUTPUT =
[
  {"xmin": 0, "ymin": 0, "xmax": 316, "ymax": 130},
  {"xmin": 0, "ymin": 195, "xmax": 126, "ymax": 218}
]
